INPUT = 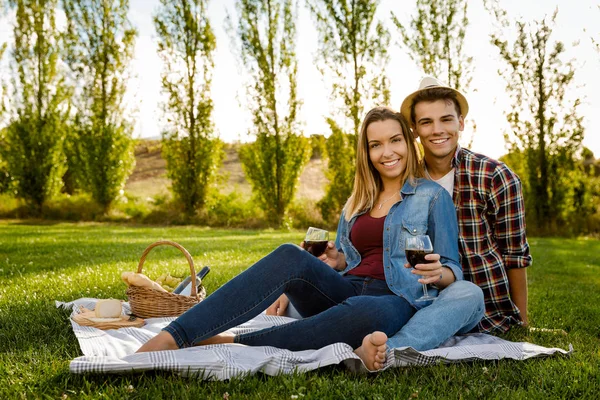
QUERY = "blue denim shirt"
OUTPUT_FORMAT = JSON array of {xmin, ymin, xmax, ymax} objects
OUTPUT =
[{"xmin": 334, "ymin": 178, "xmax": 462, "ymax": 310}]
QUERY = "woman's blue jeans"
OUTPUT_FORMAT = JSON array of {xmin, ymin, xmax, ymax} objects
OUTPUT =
[{"xmin": 163, "ymin": 244, "xmax": 415, "ymax": 351}]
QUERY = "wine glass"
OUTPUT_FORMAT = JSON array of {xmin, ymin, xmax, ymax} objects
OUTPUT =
[
  {"xmin": 405, "ymin": 235, "xmax": 436, "ymax": 302},
  {"xmin": 304, "ymin": 227, "xmax": 329, "ymax": 257}
]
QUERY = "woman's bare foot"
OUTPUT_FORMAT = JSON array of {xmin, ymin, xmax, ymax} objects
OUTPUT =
[
  {"xmin": 354, "ymin": 331, "xmax": 388, "ymax": 371},
  {"xmin": 136, "ymin": 331, "xmax": 179, "ymax": 353},
  {"xmin": 195, "ymin": 331, "xmax": 235, "ymax": 346}
]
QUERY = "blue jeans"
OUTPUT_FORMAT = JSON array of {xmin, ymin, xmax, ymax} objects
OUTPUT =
[
  {"xmin": 386, "ymin": 280, "xmax": 485, "ymax": 350},
  {"xmin": 163, "ymin": 244, "xmax": 415, "ymax": 351}
]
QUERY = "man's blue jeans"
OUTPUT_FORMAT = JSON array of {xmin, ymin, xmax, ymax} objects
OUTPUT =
[{"xmin": 163, "ymin": 244, "xmax": 415, "ymax": 351}]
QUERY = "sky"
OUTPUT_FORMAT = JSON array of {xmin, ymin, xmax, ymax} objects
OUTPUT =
[{"xmin": 1, "ymin": 0, "xmax": 599, "ymax": 160}]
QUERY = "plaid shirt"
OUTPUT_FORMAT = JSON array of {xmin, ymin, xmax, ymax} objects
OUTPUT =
[{"xmin": 451, "ymin": 146, "xmax": 532, "ymax": 333}]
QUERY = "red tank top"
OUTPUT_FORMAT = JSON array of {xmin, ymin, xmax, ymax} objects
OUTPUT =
[{"xmin": 347, "ymin": 212, "xmax": 386, "ymax": 280}]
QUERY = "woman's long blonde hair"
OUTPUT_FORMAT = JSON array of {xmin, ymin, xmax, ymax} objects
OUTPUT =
[{"xmin": 343, "ymin": 106, "xmax": 424, "ymax": 220}]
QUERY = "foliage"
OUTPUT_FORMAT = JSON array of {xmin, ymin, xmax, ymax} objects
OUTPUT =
[
  {"xmin": 487, "ymin": 4, "xmax": 587, "ymax": 235},
  {"xmin": 62, "ymin": 0, "xmax": 137, "ymax": 212},
  {"xmin": 0, "ymin": 0, "xmax": 69, "ymax": 211},
  {"xmin": 392, "ymin": 0, "xmax": 475, "ymax": 147},
  {"xmin": 309, "ymin": 133, "xmax": 327, "ymax": 160},
  {"xmin": 154, "ymin": 0, "xmax": 223, "ymax": 216},
  {"xmin": 307, "ymin": 0, "xmax": 390, "ymax": 223},
  {"xmin": 229, "ymin": 0, "xmax": 311, "ymax": 226},
  {"xmin": 392, "ymin": 0, "xmax": 472, "ymax": 91},
  {"xmin": 319, "ymin": 118, "xmax": 355, "ymax": 222},
  {"xmin": 0, "ymin": 222, "xmax": 597, "ymax": 398}
]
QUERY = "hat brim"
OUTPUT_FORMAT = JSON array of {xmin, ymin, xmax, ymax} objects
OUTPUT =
[{"xmin": 400, "ymin": 87, "xmax": 469, "ymax": 125}]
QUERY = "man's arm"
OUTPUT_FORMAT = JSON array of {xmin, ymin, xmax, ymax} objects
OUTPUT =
[
  {"xmin": 491, "ymin": 166, "xmax": 532, "ymax": 325},
  {"xmin": 507, "ymin": 268, "xmax": 528, "ymax": 325}
]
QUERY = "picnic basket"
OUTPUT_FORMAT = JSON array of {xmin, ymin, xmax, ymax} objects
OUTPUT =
[{"xmin": 126, "ymin": 240, "xmax": 207, "ymax": 318}]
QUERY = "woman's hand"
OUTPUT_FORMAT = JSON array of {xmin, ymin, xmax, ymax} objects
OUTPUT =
[
  {"xmin": 301, "ymin": 241, "xmax": 344, "ymax": 271},
  {"xmin": 265, "ymin": 294, "xmax": 290, "ymax": 316},
  {"xmin": 404, "ymin": 253, "xmax": 455, "ymax": 288}
]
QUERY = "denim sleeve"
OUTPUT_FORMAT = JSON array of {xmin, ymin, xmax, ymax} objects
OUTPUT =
[
  {"xmin": 334, "ymin": 212, "xmax": 345, "ymax": 253},
  {"xmin": 428, "ymin": 188, "xmax": 463, "ymax": 281}
]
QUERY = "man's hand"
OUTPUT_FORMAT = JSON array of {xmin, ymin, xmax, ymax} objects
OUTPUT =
[{"xmin": 265, "ymin": 294, "xmax": 290, "ymax": 316}]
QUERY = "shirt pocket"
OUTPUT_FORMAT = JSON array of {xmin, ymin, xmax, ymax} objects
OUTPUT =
[
  {"xmin": 391, "ymin": 219, "xmax": 428, "ymax": 252},
  {"xmin": 401, "ymin": 219, "xmax": 428, "ymax": 236}
]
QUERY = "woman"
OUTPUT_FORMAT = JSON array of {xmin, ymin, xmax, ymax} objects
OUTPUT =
[{"xmin": 138, "ymin": 107, "xmax": 476, "ymax": 371}]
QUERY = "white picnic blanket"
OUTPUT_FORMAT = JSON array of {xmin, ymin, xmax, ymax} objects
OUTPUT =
[{"xmin": 57, "ymin": 298, "xmax": 572, "ymax": 380}]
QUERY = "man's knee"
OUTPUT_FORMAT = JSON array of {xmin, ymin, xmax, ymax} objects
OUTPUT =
[{"xmin": 441, "ymin": 281, "xmax": 484, "ymax": 306}]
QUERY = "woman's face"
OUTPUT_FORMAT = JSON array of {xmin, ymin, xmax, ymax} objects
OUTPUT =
[{"xmin": 366, "ymin": 119, "xmax": 409, "ymax": 185}]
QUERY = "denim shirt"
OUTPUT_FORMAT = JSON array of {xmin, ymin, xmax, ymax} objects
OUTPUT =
[{"xmin": 334, "ymin": 178, "xmax": 462, "ymax": 310}]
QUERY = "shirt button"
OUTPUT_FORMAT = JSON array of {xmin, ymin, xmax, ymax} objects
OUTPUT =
[
  {"xmin": 413, "ymin": 229, "xmax": 417, "ymax": 233},
  {"xmin": 385, "ymin": 248, "xmax": 389, "ymax": 252}
]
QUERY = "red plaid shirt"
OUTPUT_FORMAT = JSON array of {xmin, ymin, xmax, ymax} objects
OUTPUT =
[{"xmin": 451, "ymin": 146, "xmax": 532, "ymax": 333}]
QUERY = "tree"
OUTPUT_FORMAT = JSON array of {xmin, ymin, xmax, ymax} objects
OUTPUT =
[
  {"xmin": 1, "ymin": 0, "xmax": 69, "ymax": 210},
  {"xmin": 392, "ymin": 0, "xmax": 472, "ymax": 91},
  {"xmin": 62, "ymin": 0, "xmax": 137, "ymax": 212},
  {"xmin": 229, "ymin": 0, "xmax": 311, "ymax": 226},
  {"xmin": 0, "ymin": 43, "xmax": 9, "ymax": 194},
  {"xmin": 154, "ymin": 0, "xmax": 223, "ymax": 216},
  {"xmin": 487, "ymin": 3, "xmax": 586, "ymax": 234},
  {"xmin": 307, "ymin": 0, "xmax": 390, "ymax": 222},
  {"xmin": 392, "ymin": 0, "xmax": 474, "ymax": 146}
]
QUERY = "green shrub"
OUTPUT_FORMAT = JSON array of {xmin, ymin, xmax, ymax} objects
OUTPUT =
[
  {"xmin": 287, "ymin": 198, "xmax": 331, "ymax": 230},
  {"xmin": 200, "ymin": 190, "xmax": 267, "ymax": 229},
  {"xmin": 41, "ymin": 193, "xmax": 104, "ymax": 221}
]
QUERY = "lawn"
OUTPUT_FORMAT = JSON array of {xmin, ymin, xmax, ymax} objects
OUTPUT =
[{"xmin": 0, "ymin": 221, "xmax": 598, "ymax": 399}]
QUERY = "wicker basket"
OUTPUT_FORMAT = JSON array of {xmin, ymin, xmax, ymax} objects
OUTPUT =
[{"xmin": 126, "ymin": 240, "xmax": 207, "ymax": 318}]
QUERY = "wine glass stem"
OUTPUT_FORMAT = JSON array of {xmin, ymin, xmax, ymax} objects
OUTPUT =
[{"xmin": 422, "ymin": 283, "xmax": 429, "ymax": 298}]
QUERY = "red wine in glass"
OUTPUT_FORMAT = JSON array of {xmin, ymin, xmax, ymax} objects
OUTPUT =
[
  {"xmin": 405, "ymin": 235, "xmax": 436, "ymax": 302},
  {"xmin": 305, "ymin": 227, "xmax": 329, "ymax": 257},
  {"xmin": 305, "ymin": 240, "xmax": 328, "ymax": 257}
]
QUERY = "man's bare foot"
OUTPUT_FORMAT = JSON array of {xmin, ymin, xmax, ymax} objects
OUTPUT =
[
  {"xmin": 136, "ymin": 331, "xmax": 179, "ymax": 353},
  {"xmin": 354, "ymin": 331, "xmax": 388, "ymax": 371}
]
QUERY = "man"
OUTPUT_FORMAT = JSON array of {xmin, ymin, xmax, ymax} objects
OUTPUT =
[{"xmin": 395, "ymin": 77, "xmax": 532, "ymax": 339}]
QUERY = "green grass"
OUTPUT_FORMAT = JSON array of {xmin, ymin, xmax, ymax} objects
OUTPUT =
[{"xmin": 0, "ymin": 221, "xmax": 598, "ymax": 399}]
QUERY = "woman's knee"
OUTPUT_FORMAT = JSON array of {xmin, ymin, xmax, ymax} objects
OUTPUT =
[{"xmin": 265, "ymin": 243, "xmax": 312, "ymax": 273}]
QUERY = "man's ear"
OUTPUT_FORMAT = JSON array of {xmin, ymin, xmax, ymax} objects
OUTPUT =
[{"xmin": 458, "ymin": 116, "xmax": 465, "ymax": 132}]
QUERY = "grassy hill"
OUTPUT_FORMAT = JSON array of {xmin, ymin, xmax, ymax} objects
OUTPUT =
[{"xmin": 125, "ymin": 140, "xmax": 328, "ymax": 202}]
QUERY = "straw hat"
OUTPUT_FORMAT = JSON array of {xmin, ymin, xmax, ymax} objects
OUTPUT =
[{"xmin": 400, "ymin": 76, "xmax": 469, "ymax": 123}]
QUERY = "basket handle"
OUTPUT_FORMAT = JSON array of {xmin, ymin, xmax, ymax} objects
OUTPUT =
[{"xmin": 137, "ymin": 240, "xmax": 198, "ymax": 298}]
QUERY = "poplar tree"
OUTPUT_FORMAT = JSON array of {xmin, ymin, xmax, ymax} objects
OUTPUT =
[
  {"xmin": 230, "ymin": 0, "xmax": 311, "ymax": 226},
  {"xmin": 392, "ymin": 0, "xmax": 475, "ymax": 146},
  {"xmin": 1, "ymin": 0, "xmax": 69, "ymax": 210},
  {"xmin": 154, "ymin": 0, "xmax": 222, "ymax": 216},
  {"xmin": 392, "ymin": 0, "xmax": 472, "ymax": 91},
  {"xmin": 487, "ymin": 3, "xmax": 586, "ymax": 233},
  {"xmin": 307, "ymin": 0, "xmax": 390, "ymax": 223},
  {"xmin": 62, "ymin": 0, "xmax": 136, "ymax": 212},
  {"xmin": 0, "ymin": 42, "xmax": 9, "ymax": 193}
]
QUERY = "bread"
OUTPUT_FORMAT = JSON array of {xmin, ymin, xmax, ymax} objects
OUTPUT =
[{"xmin": 121, "ymin": 271, "xmax": 168, "ymax": 292}]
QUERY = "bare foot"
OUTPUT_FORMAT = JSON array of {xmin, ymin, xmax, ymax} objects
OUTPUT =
[
  {"xmin": 195, "ymin": 331, "xmax": 235, "ymax": 346},
  {"xmin": 354, "ymin": 331, "xmax": 388, "ymax": 371},
  {"xmin": 136, "ymin": 331, "xmax": 179, "ymax": 353}
]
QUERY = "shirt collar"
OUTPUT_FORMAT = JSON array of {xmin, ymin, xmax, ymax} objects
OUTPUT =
[
  {"xmin": 451, "ymin": 144, "xmax": 462, "ymax": 169},
  {"xmin": 400, "ymin": 178, "xmax": 419, "ymax": 196}
]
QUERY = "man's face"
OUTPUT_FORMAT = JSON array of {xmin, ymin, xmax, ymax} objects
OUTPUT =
[{"xmin": 413, "ymin": 99, "xmax": 464, "ymax": 161}]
